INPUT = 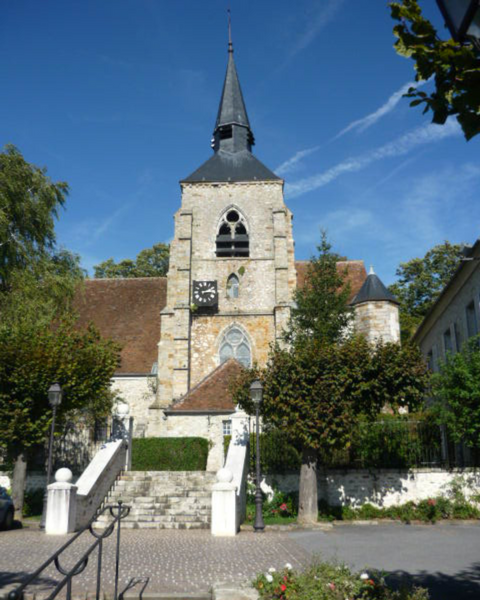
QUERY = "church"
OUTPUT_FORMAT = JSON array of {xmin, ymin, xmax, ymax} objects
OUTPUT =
[{"xmin": 75, "ymin": 38, "xmax": 400, "ymax": 470}]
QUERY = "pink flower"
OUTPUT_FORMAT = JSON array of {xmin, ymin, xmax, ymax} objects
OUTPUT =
[
  {"xmin": 280, "ymin": 503, "xmax": 288, "ymax": 511},
  {"xmin": 280, "ymin": 584, "xmax": 287, "ymax": 592},
  {"xmin": 328, "ymin": 582, "xmax": 335, "ymax": 591}
]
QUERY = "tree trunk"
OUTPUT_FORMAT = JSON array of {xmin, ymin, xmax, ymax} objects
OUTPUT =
[
  {"xmin": 297, "ymin": 446, "xmax": 318, "ymax": 524},
  {"xmin": 11, "ymin": 450, "xmax": 27, "ymax": 521}
]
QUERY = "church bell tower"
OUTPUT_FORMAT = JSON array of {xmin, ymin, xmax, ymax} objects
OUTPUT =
[{"xmin": 152, "ymin": 34, "xmax": 296, "ymax": 412}]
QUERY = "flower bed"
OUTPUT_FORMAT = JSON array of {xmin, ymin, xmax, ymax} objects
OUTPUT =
[{"xmin": 254, "ymin": 562, "xmax": 429, "ymax": 600}]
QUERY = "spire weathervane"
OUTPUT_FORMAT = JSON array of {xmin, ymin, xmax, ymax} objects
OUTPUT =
[{"xmin": 228, "ymin": 8, "xmax": 233, "ymax": 53}]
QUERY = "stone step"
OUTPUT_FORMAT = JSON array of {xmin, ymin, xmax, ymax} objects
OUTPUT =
[{"xmin": 96, "ymin": 470, "xmax": 215, "ymax": 531}]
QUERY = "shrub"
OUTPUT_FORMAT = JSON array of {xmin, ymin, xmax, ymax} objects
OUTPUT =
[
  {"xmin": 22, "ymin": 488, "xmax": 44, "ymax": 517},
  {"xmin": 254, "ymin": 561, "xmax": 429, "ymax": 600},
  {"xmin": 131, "ymin": 437, "xmax": 209, "ymax": 471}
]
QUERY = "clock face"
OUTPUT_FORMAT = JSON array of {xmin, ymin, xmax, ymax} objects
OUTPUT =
[{"xmin": 193, "ymin": 281, "xmax": 218, "ymax": 306}]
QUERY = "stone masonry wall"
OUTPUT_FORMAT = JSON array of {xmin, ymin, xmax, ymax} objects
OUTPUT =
[
  {"xmin": 190, "ymin": 315, "xmax": 274, "ymax": 388},
  {"xmin": 156, "ymin": 180, "xmax": 296, "ymax": 408},
  {"xmin": 263, "ymin": 468, "xmax": 480, "ymax": 508},
  {"xmin": 354, "ymin": 301, "xmax": 400, "ymax": 344},
  {"xmin": 111, "ymin": 376, "xmax": 155, "ymax": 438}
]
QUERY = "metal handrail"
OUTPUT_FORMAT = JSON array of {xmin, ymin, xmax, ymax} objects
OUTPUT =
[{"xmin": 8, "ymin": 501, "xmax": 132, "ymax": 600}]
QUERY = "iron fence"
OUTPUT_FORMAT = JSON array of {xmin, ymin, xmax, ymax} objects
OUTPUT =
[{"xmin": 245, "ymin": 418, "xmax": 480, "ymax": 473}]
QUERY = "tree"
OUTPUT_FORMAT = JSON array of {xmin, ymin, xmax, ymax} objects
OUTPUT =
[
  {"xmin": 0, "ymin": 147, "xmax": 120, "ymax": 517},
  {"xmin": 390, "ymin": 0, "xmax": 480, "ymax": 140},
  {"xmin": 0, "ymin": 145, "xmax": 69, "ymax": 289},
  {"xmin": 0, "ymin": 316, "xmax": 120, "ymax": 518},
  {"xmin": 432, "ymin": 336, "xmax": 480, "ymax": 449},
  {"xmin": 233, "ymin": 338, "xmax": 428, "ymax": 523},
  {"xmin": 233, "ymin": 234, "xmax": 428, "ymax": 523},
  {"xmin": 93, "ymin": 242, "xmax": 170, "ymax": 278},
  {"xmin": 388, "ymin": 241, "xmax": 463, "ymax": 341},
  {"xmin": 285, "ymin": 232, "xmax": 353, "ymax": 347}
]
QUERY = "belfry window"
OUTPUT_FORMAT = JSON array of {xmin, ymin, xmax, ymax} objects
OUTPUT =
[
  {"xmin": 216, "ymin": 210, "xmax": 249, "ymax": 257},
  {"xmin": 219, "ymin": 326, "xmax": 251, "ymax": 367},
  {"xmin": 227, "ymin": 274, "xmax": 239, "ymax": 298}
]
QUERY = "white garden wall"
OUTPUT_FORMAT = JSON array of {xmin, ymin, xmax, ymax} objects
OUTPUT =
[{"xmin": 264, "ymin": 468, "xmax": 480, "ymax": 508}]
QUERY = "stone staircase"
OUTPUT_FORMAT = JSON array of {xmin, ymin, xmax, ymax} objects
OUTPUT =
[{"xmin": 94, "ymin": 470, "xmax": 216, "ymax": 530}]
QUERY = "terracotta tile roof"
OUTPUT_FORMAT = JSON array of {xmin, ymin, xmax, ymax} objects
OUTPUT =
[
  {"xmin": 295, "ymin": 260, "xmax": 367, "ymax": 303},
  {"xmin": 74, "ymin": 278, "xmax": 167, "ymax": 374},
  {"xmin": 166, "ymin": 359, "xmax": 244, "ymax": 413}
]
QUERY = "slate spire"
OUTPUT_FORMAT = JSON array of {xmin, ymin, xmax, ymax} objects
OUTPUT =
[
  {"xmin": 181, "ymin": 25, "xmax": 280, "ymax": 183},
  {"xmin": 212, "ymin": 22, "xmax": 255, "ymax": 154}
]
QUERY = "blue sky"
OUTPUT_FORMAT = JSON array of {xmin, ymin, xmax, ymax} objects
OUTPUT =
[{"xmin": 1, "ymin": 0, "xmax": 479, "ymax": 284}]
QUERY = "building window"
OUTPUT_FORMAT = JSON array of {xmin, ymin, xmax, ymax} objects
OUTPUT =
[
  {"xmin": 223, "ymin": 420, "xmax": 232, "ymax": 436},
  {"xmin": 466, "ymin": 301, "xmax": 478, "ymax": 338},
  {"xmin": 227, "ymin": 274, "xmax": 239, "ymax": 298},
  {"xmin": 216, "ymin": 209, "xmax": 249, "ymax": 257},
  {"xmin": 443, "ymin": 327, "xmax": 453, "ymax": 355},
  {"xmin": 219, "ymin": 326, "xmax": 251, "ymax": 367}
]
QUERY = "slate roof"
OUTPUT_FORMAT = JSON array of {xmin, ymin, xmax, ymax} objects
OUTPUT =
[
  {"xmin": 295, "ymin": 260, "xmax": 367, "ymax": 303},
  {"xmin": 350, "ymin": 269, "xmax": 399, "ymax": 306},
  {"xmin": 181, "ymin": 149, "xmax": 281, "ymax": 183},
  {"xmin": 165, "ymin": 359, "xmax": 243, "ymax": 413},
  {"xmin": 74, "ymin": 277, "xmax": 167, "ymax": 374}
]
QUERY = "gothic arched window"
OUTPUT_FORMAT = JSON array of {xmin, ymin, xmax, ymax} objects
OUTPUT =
[
  {"xmin": 216, "ymin": 209, "xmax": 249, "ymax": 257},
  {"xmin": 227, "ymin": 274, "xmax": 239, "ymax": 298},
  {"xmin": 219, "ymin": 326, "xmax": 251, "ymax": 367}
]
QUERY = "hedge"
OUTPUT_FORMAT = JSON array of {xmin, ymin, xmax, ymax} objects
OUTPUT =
[{"xmin": 131, "ymin": 437, "xmax": 209, "ymax": 471}]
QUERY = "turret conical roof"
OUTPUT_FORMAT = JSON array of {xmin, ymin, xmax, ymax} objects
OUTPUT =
[{"xmin": 350, "ymin": 266, "xmax": 399, "ymax": 306}]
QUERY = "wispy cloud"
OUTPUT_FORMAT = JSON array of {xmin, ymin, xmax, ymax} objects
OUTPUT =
[
  {"xmin": 334, "ymin": 80, "xmax": 425, "ymax": 139},
  {"xmin": 276, "ymin": 145, "xmax": 321, "ymax": 176},
  {"xmin": 285, "ymin": 119, "xmax": 462, "ymax": 199},
  {"xmin": 283, "ymin": 0, "xmax": 345, "ymax": 65},
  {"xmin": 276, "ymin": 80, "xmax": 428, "ymax": 175}
]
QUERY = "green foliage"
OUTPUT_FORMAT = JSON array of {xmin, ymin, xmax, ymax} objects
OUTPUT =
[
  {"xmin": 245, "ymin": 483, "xmax": 298, "ymax": 524},
  {"xmin": 231, "ymin": 415, "xmax": 441, "ymax": 472},
  {"xmin": 254, "ymin": 561, "xmax": 429, "ymax": 600},
  {"xmin": 0, "ymin": 317, "xmax": 120, "ymax": 453},
  {"xmin": 388, "ymin": 241, "xmax": 462, "ymax": 341},
  {"xmin": 349, "ymin": 414, "xmax": 441, "ymax": 469},
  {"xmin": 93, "ymin": 242, "xmax": 170, "ymax": 278},
  {"xmin": 431, "ymin": 335, "xmax": 480, "ymax": 448},
  {"xmin": 0, "ymin": 145, "xmax": 69, "ymax": 288},
  {"xmin": 22, "ymin": 488, "xmax": 44, "ymax": 518},
  {"xmin": 390, "ymin": 0, "xmax": 480, "ymax": 140},
  {"xmin": 233, "ymin": 338, "xmax": 428, "ymax": 457},
  {"xmin": 131, "ymin": 437, "xmax": 209, "ymax": 471},
  {"xmin": 285, "ymin": 231, "xmax": 352, "ymax": 347}
]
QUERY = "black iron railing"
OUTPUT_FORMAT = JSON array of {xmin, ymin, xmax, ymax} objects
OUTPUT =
[{"xmin": 8, "ymin": 501, "xmax": 148, "ymax": 600}]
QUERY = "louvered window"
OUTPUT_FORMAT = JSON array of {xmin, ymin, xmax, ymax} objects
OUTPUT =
[{"xmin": 216, "ymin": 210, "xmax": 249, "ymax": 257}]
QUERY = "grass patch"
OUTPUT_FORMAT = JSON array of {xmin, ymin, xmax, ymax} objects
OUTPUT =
[{"xmin": 131, "ymin": 437, "xmax": 209, "ymax": 471}]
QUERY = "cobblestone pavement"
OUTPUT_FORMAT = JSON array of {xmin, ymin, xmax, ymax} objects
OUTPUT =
[{"xmin": 0, "ymin": 525, "xmax": 311, "ymax": 598}]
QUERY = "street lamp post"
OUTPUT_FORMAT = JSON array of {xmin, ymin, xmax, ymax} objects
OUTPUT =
[
  {"xmin": 436, "ymin": 0, "xmax": 480, "ymax": 48},
  {"xmin": 250, "ymin": 379, "xmax": 265, "ymax": 533},
  {"xmin": 40, "ymin": 383, "xmax": 63, "ymax": 529}
]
